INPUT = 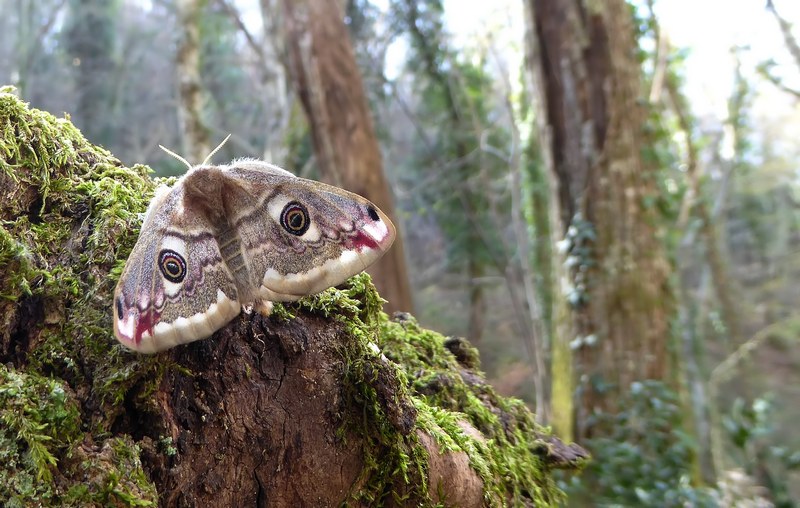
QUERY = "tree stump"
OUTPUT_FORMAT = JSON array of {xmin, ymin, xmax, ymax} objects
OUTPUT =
[{"xmin": 0, "ymin": 88, "xmax": 586, "ymax": 507}]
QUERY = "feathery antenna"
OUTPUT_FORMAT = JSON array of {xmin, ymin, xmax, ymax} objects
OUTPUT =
[
  {"xmin": 203, "ymin": 134, "xmax": 231, "ymax": 165},
  {"xmin": 158, "ymin": 144, "xmax": 193, "ymax": 170},
  {"xmin": 158, "ymin": 134, "xmax": 232, "ymax": 170}
]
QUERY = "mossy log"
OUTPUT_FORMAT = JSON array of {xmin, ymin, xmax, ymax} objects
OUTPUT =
[{"xmin": 0, "ymin": 89, "xmax": 587, "ymax": 507}]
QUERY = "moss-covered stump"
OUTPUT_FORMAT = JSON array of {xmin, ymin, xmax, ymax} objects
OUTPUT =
[{"xmin": 0, "ymin": 89, "xmax": 586, "ymax": 506}]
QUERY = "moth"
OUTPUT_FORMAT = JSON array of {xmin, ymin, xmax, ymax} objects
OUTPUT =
[{"xmin": 113, "ymin": 160, "xmax": 396, "ymax": 353}]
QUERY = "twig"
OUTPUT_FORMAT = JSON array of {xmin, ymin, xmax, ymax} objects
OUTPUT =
[
  {"xmin": 766, "ymin": 0, "xmax": 800, "ymax": 71},
  {"xmin": 757, "ymin": 66, "xmax": 800, "ymax": 100},
  {"xmin": 215, "ymin": 0, "xmax": 268, "ymax": 74}
]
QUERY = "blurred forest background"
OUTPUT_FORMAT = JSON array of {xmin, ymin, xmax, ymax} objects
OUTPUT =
[{"xmin": 3, "ymin": 0, "xmax": 800, "ymax": 505}]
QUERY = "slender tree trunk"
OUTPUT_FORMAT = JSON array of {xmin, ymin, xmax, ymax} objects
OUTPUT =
[
  {"xmin": 257, "ymin": 0, "xmax": 292, "ymax": 165},
  {"xmin": 466, "ymin": 259, "xmax": 486, "ymax": 344},
  {"xmin": 397, "ymin": 0, "xmax": 494, "ymax": 341},
  {"xmin": 522, "ymin": 0, "xmax": 575, "ymax": 440},
  {"xmin": 664, "ymin": 60, "xmax": 738, "ymax": 483},
  {"xmin": 281, "ymin": 0, "xmax": 413, "ymax": 314},
  {"xmin": 526, "ymin": 0, "xmax": 674, "ymax": 439},
  {"xmin": 667, "ymin": 73, "xmax": 743, "ymax": 346},
  {"xmin": 216, "ymin": 0, "xmax": 294, "ymax": 165},
  {"xmin": 12, "ymin": 1, "xmax": 34, "ymax": 98},
  {"xmin": 175, "ymin": 0, "xmax": 211, "ymax": 164},
  {"xmin": 64, "ymin": 0, "xmax": 117, "ymax": 147}
]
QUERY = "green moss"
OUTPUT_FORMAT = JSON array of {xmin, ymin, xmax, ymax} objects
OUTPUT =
[
  {"xmin": 383, "ymin": 311, "xmax": 565, "ymax": 505},
  {"xmin": 0, "ymin": 225, "xmax": 39, "ymax": 300},
  {"xmin": 62, "ymin": 436, "xmax": 158, "ymax": 507},
  {"xmin": 0, "ymin": 89, "xmax": 164, "ymax": 416},
  {"xmin": 0, "ymin": 89, "xmax": 160, "ymax": 505},
  {"xmin": 157, "ymin": 435, "xmax": 177, "ymax": 458},
  {"xmin": 293, "ymin": 274, "xmax": 566, "ymax": 506},
  {"xmin": 268, "ymin": 301, "xmax": 296, "ymax": 321},
  {"xmin": 0, "ymin": 365, "xmax": 81, "ymax": 503},
  {"xmin": 0, "ymin": 366, "xmax": 157, "ymax": 507},
  {"xmin": 290, "ymin": 275, "xmax": 426, "ymax": 504}
]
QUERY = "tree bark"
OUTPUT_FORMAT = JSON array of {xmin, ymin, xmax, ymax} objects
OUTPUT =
[
  {"xmin": 0, "ymin": 90, "xmax": 582, "ymax": 506},
  {"xmin": 257, "ymin": 0, "xmax": 291, "ymax": 165},
  {"xmin": 526, "ymin": 0, "xmax": 674, "ymax": 438},
  {"xmin": 280, "ymin": 0, "xmax": 413, "ymax": 314},
  {"xmin": 175, "ymin": 0, "xmax": 211, "ymax": 164},
  {"xmin": 522, "ymin": 0, "xmax": 576, "ymax": 440}
]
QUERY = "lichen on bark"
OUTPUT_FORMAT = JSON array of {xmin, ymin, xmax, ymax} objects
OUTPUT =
[{"xmin": 0, "ymin": 88, "xmax": 584, "ymax": 507}]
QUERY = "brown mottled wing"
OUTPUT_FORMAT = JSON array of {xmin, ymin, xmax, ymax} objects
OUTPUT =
[
  {"xmin": 219, "ymin": 160, "xmax": 396, "ymax": 302},
  {"xmin": 113, "ymin": 180, "xmax": 241, "ymax": 353}
]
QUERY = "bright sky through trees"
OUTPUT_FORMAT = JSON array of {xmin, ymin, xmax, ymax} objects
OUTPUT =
[{"xmin": 657, "ymin": 0, "xmax": 800, "ymax": 118}]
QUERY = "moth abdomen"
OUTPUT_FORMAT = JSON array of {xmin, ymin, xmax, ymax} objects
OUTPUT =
[{"xmin": 216, "ymin": 228, "xmax": 252, "ymax": 290}]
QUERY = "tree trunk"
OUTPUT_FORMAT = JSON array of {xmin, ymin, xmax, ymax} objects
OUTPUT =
[
  {"xmin": 257, "ymin": 0, "xmax": 292, "ymax": 165},
  {"xmin": 64, "ymin": 0, "xmax": 117, "ymax": 148},
  {"xmin": 466, "ymin": 258, "xmax": 487, "ymax": 344},
  {"xmin": 526, "ymin": 0, "xmax": 674, "ymax": 438},
  {"xmin": 665, "ymin": 64, "xmax": 743, "ymax": 347},
  {"xmin": 280, "ymin": 0, "xmax": 413, "ymax": 314},
  {"xmin": 175, "ymin": 0, "xmax": 211, "ymax": 164},
  {"xmin": 522, "ymin": 0, "xmax": 576, "ymax": 440},
  {"xmin": 0, "ymin": 89, "xmax": 582, "ymax": 506},
  {"xmin": 665, "ymin": 62, "xmax": 736, "ymax": 483}
]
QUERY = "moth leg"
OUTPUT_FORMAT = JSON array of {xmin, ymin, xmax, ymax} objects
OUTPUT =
[{"xmin": 253, "ymin": 299, "xmax": 274, "ymax": 316}]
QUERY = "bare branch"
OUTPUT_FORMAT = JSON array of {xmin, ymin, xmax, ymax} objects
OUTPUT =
[
  {"xmin": 644, "ymin": 0, "xmax": 668, "ymax": 103},
  {"xmin": 767, "ymin": 0, "xmax": 800, "ymax": 71},
  {"xmin": 37, "ymin": 0, "xmax": 68, "ymax": 41},
  {"xmin": 487, "ymin": 35, "xmax": 549, "ymax": 422},
  {"xmin": 175, "ymin": 0, "xmax": 211, "ymax": 163},
  {"xmin": 215, "ymin": 0, "xmax": 268, "ymax": 69},
  {"xmin": 757, "ymin": 64, "xmax": 800, "ymax": 100},
  {"xmin": 649, "ymin": 24, "xmax": 669, "ymax": 103},
  {"xmin": 383, "ymin": 78, "xmax": 437, "ymax": 156}
]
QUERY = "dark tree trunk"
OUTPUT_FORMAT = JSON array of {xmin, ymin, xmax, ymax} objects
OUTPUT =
[
  {"xmin": 525, "ymin": 0, "xmax": 674, "ymax": 439},
  {"xmin": 280, "ymin": 0, "xmax": 413, "ymax": 314}
]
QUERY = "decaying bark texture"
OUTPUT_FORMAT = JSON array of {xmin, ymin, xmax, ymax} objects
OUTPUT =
[
  {"xmin": 526, "ymin": 0, "xmax": 674, "ymax": 438},
  {"xmin": 281, "ymin": 0, "xmax": 414, "ymax": 315},
  {"xmin": 0, "ymin": 90, "xmax": 584, "ymax": 506}
]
